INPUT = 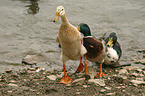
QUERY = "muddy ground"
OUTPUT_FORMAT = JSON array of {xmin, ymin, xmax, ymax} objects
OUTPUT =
[{"xmin": 0, "ymin": 64, "xmax": 145, "ymax": 96}]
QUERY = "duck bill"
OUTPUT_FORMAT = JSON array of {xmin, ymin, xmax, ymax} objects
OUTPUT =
[
  {"xmin": 107, "ymin": 38, "xmax": 113, "ymax": 47},
  {"xmin": 77, "ymin": 26, "xmax": 81, "ymax": 31},
  {"xmin": 53, "ymin": 12, "xmax": 60, "ymax": 22}
]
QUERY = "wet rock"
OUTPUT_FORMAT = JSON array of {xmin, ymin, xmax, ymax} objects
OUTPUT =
[
  {"xmin": 118, "ymin": 69, "xmax": 128, "ymax": 74},
  {"xmin": 46, "ymin": 75, "xmax": 57, "ymax": 81},
  {"xmin": 22, "ymin": 53, "xmax": 49, "ymax": 65},
  {"xmin": 88, "ymin": 79, "xmax": 105, "ymax": 86},
  {"xmin": 139, "ymin": 58, "xmax": 145, "ymax": 65}
]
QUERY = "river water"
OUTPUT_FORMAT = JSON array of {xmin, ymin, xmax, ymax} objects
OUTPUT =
[{"xmin": 0, "ymin": 0, "xmax": 145, "ymax": 73}]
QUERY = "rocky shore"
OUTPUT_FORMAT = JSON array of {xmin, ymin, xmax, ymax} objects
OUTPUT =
[
  {"xmin": 0, "ymin": 65, "xmax": 145, "ymax": 96},
  {"xmin": 0, "ymin": 49, "xmax": 145, "ymax": 96}
]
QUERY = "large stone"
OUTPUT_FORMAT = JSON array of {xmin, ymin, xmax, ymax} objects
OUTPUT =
[
  {"xmin": 87, "ymin": 67, "xmax": 97, "ymax": 79},
  {"xmin": 47, "ymin": 75, "xmax": 57, "ymax": 81},
  {"xmin": 88, "ymin": 79, "xmax": 105, "ymax": 86},
  {"xmin": 118, "ymin": 69, "xmax": 128, "ymax": 74},
  {"xmin": 22, "ymin": 53, "xmax": 49, "ymax": 65}
]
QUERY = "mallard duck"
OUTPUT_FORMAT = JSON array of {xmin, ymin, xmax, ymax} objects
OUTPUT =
[
  {"xmin": 77, "ymin": 23, "xmax": 106, "ymax": 77},
  {"xmin": 53, "ymin": 6, "xmax": 87, "ymax": 84},
  {"xmin": 104, "ymin": 32, "xmax": 122, "ymax": 65}
]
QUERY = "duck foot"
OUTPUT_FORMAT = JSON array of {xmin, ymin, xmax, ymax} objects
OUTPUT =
[
  {"xmin": 95, "ymin": 71, "xmax": 107, "ymax": 77},
  {"xmin": 96, "ymin": 63, "xmax": 107, "ymax": 77},
  {"xmin": 75, "ymin": 63, "xmax": 84, "ymax": 73},
  {"xmin": 60, "ymin": 75, "xmax": 73, "ymax": 84}
]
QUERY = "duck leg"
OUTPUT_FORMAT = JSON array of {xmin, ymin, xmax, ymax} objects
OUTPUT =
[
  {"xmin": 60, "ymin": 64, "xmax": 73, "ymax": 84},
  {"xmin": 84, "ymin": 54, "xmax": 87, "ymax": 75},
  {"xmin": 96, "ymin": 63, "xmax": 106, "ymax": 77},
  {"xmin": 75, "ymin": 57, "xmax": 84, "ymax": 73}
]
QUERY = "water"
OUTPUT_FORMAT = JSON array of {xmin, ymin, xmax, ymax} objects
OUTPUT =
[{"xmin": 0, "ymin": 0, "xmax": 145, "ymax": 73}]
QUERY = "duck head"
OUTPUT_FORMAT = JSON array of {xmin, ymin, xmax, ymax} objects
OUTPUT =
[
  {"xmin": 107, "ymin": 32, "xmax": 117, "ymax": 47},
  {"xmin": 77, "ymin": 23, "xmax": 92, "ymax": 37},
  {"xmin": 53, "ymin": 6, "xmax": 65, "ymax": 22}
]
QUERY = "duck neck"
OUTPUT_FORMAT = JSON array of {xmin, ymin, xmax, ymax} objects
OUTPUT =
[{"xmin": 61, "ymin": 14, "xmax": 69, "ymax": 23}]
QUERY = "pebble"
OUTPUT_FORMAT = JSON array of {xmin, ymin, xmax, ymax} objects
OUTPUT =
[
  {"xmin": 83, "ymin": 85, "xmax": 87, "ymax": 88},
  {"xmin": 131, "ymin": 80, "xmax": 145, "ymax": 85},
  {"xmin": 139, "ymin": 58, "xmax": 145, "ymax": 64},
  {"xmin": 47, "ymin": 75, "xmax": 57, "ymax": 81},
  {"xmin": 143, "ymin": 71, "xmax": 145, "ymax": 75},
  {"xmin": 0, "ymin": 79, "xmax": 5, "ymax": 82},
  {"xmin": 27, "ymin": 70, "xmax": 36, "ymax": 74},
  {"xmin": 8, "ymin": 83, "xmax": 18, "ymax": 87},
  {"xmin": 131, "ymin": 73, "xmax": 139, "ymax": 77},
  {"xmin": 136, "ymin": 69, "xmax": 142, "ymax": 72},
  {"xmin": 124, "ymin": 66, "xmax": 138, "ymax": 71},
  {"xmin": 7, "ymin": 90, "xmax": 13, "ymax": 93},
  {"xmin": 9, "ymin": 80, "xmax": 17, "ymax": 84},
  {"xmin": 116, "ymin": 86, "xmax": 121, "ymax": 89},
  {"xmin": 5, "ymin": 69, "xmax": 12, "ymax": 73},
  {"xmin": 28, "ymin": 68, "xmax": 36, "ymax": 71},
  {"xmin": 106, "ymin": 92, "xmax": 115, "ymax": 96},
  {"xmin": 76, "ymin": 92, "xmax": 81, "ymax": 95},
  {"xmin": 100, "ymin": 89, "xmax": 106, "ymax": 93},
  {"xmin": 72, "ymin": 78, "xmax": 85, "ymax": 84},
  {"xmin": 88, "ymin": 79, "xmax": 105, "ymax": 86},
  {"xmin": 105, "ymin": 87, "xmax": 111, "ymax": 90}
]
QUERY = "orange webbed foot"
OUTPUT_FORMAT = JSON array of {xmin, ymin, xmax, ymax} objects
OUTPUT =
[
  {"xmin": 75, "ymin": 63, "xmax": 84, "ymax": 73},
  {"xmin": 60, "ymin": 75, "xmax": 73, "ymax": 84},
  {"xmin": 96, "ymin": 71, "xmax": 107, "ymax": 77}
]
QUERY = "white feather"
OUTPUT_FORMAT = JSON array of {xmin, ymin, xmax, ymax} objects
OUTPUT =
[{"xmin": 104, "ymin": 47, "xmax": 118, "ymax": 65}]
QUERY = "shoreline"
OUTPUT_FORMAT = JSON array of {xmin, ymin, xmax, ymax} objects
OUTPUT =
[{"xmin": 0, "ymin": 64, "xmax": 145, "ymax": 96}]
